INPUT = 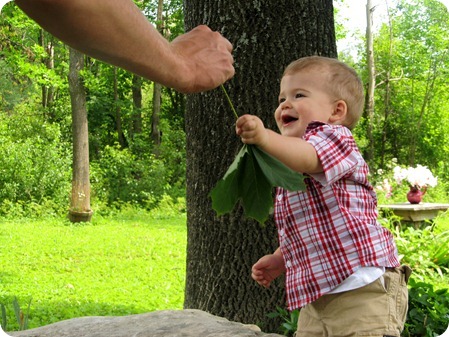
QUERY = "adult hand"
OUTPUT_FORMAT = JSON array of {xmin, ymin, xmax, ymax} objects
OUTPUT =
[{"xmin": 170, "ymin": 25, "xmax": 234, "ymax": 93}]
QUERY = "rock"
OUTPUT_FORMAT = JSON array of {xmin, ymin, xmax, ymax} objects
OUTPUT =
[{"xmin": 8, "ymin": 309, "xmax": 284, "ymax": 337}]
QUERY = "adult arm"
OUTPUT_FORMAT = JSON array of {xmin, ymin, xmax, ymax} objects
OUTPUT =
[{"xmin": 15, "ymin": 0, "xmax": 234, "ymax": 93}]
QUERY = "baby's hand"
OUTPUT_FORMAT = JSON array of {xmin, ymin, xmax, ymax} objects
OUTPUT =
[
  {"xmin": 251, "ymin": 253, "xmax": 285, "ymax": 288},
  {"xmin": 235, "ymin": 114, "xmax": 268, "ymax": 147}
]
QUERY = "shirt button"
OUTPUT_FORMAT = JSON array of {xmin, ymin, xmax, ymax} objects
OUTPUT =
[
  {"xmin": 285, "ymin": 260, "xmax": 292, "ymax": 268},
  {"xmin": 277, "ymin": 194, "xmax": 282, "ymax": 201},
  {"xmin": 279, "ymin": 229, "xmax": 285, "ymax": 237}
]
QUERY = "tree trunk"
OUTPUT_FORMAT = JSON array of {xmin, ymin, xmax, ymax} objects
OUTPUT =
[
  {"xmin": 365, "ymin": 0, "xmax": 375, "ymax": 165},
  {"xmin": 152, "ymin": 83, "xmax": 162, "ymax": 148},
  {"xmin": 68, "ymin": 47, "xmax": 92, "ymax": 223},
  {"xmin": 184, "ymin": 0, "xmax": 336, "ymax": 331},
  {"xmin": 151, "ymin": 0, "xmax": 164, "ymax": 149},
  {"xmin": 380, "ymin": 2, "xmax": 394, "ymax": 169},
  {"xmin": 132, "ymin": 74, "xmax": 143, "ymax": 136},
  {"xmin": 39, "ymin": 29, "xmax": 55, "ymax": 112},
  {"xmin": 114, "ymin": 67, "xmax": 127, "ymax": 148}
]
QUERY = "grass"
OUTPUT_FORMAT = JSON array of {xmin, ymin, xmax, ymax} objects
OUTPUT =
[{"xmin": 0, "ymin": 212, "xmax": 186, "ymax": 331}]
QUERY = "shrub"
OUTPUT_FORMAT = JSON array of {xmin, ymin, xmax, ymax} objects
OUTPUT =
[
  {"xmin": 390, "ymin": 224, "xmax": 449, "ymax": 282},
  {"xmin": 90, "ymin": 144, "xmax": 168, "ymax": 208},
  {"xmin": 383, "ymin": 214, "xmax": 449, "ymax": 336},
  {"xmin": 267, "ymin": 307, "xmax": 299, "ymax": 337},
  {"xmin": 404, "ymin": 279, "xmax": 449, "ymax": 337},
  {"xmin": 0, "ymin": 113, "xmax": 71, "ymax": 217}
]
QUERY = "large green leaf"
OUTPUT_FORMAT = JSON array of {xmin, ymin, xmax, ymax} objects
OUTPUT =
[
  {"xmin": 250, "ymin": 146, "xmax": 306, "ymax": 191},
  {"xmin": 238, "ymin": 147, "xmax": 273, "ymax": 223},
  {"xmin": 209, "ymin": 151, "xmax": 242, "ymax": 215},
  {"xmin": 210, "ymin": 144, "xmax": 306, "ymax": 224}
]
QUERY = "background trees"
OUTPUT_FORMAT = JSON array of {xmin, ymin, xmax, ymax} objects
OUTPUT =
[
  {"xmin": 374, "ymin": 0, "xmax": 449, "ymax": 171},
  {"xmin": 1, "ymin": 0, "xmax": 448, "ymax": 218},
  {"xmin": 341, "ymin": 0, "xmax": 449, "ymax": 186},
  {"xmin": 0, "ymin": 0, "xmax": 186, "ymax": 217}
]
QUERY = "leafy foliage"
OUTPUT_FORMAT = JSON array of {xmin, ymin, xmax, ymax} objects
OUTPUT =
[
  {"xmin": 90, "ymin": 143, "xmax": 168, "ymax": 209},
  {"xmin": 404, "ymin": 279, "xmax": 449, "ymax": 337},
  {"xmin": 267, "ymin": 307, "xmax": 300, "ymax": 337},
  {"xmin": 0, "ymin": 113, "xmax": 71, "ymax": 216},
  {"xmin": 391, "ymin": 225, "xmax": 449, "ymax": 281},
  {"xmin": 382, "ymin": 212, "xmax": 449, "ymax": 336}
]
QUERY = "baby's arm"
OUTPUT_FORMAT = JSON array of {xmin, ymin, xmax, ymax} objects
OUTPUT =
[
  {"xmin": 251, "ymin": 248, "xmax": 285, "ymax": 288},
  {"xmin": 236, "ymin": 114, "xmax": 322, "ymax": 174}
]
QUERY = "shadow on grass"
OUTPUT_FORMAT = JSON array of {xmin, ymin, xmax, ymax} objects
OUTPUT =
[{"xmin": 2, "ymin": 298, "xmax": 153, "ymax": 333}]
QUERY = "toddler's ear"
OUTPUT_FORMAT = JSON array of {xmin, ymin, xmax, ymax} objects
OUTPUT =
[{"xmin": 328, "ymin": 100, "xmax": 347, "ymax": 124}]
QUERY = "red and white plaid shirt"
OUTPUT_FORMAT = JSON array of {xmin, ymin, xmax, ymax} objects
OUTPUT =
[{"xmin": 275, "ymin": 122, "xmax": 400, "ymax": 310}]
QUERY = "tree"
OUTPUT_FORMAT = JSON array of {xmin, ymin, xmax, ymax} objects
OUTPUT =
[
  {"xmin": 364, "ymin": 0, "xmax": 375, "ymax": 164},
  {"xmin": 151, "ymin": 0, "xmax": 164, "ymax": 149},
  {"xmin": 68, "ymin": 47, "xmax": 92, "ymax": 222},
  {"xmin": 113, "ymin": 67, "xmax": 128, "ymax": 149},
  {"xmin": 131, "ymin": 74, "xmax": 143, "ymax": 136},
  {"xmin": 184, "ymin": 0, "xmax": 337, "ymax": 331}
]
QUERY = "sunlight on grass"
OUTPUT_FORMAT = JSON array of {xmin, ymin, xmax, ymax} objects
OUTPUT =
[{"xmin": 0, "ymin": 214, "xmax": 186, "ymax": 330}]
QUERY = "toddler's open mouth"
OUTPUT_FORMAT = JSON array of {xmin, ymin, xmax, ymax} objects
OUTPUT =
[{"xmin": 282, "ymin": 114, "xmax": 298, "ymax": 125}]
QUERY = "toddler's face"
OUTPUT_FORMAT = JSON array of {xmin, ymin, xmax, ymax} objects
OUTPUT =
[{"xmin": 274, "ymin": 70, "xmax": 336, "ymax": 138}]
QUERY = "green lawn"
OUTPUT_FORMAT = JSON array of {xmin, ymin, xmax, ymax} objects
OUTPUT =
[{"xmin": 0, "ymin": 213, "xmax": 186, "ymax": 331}]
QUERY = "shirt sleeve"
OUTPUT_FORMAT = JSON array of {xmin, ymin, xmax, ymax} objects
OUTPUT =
[{"xmin": 305, "ymin": 123, "xmax": 360, "ymax": 187}]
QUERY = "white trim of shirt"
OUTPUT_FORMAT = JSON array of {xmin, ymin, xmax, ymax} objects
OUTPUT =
[{"xmin": 327, "ymin": 266, "xmax": 385, "ymax": 294}]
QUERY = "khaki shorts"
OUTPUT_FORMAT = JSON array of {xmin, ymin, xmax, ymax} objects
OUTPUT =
[{"xmin": 295, "ymin": 265, "xmax": 412, "ymax": 337}]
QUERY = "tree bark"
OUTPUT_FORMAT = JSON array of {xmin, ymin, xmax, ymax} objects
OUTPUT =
[
  {"xmin": 151, "ymin": 0, "xmax": 164, "ymax": 149},
  {"xmin": 132, "ymin": 74, "xmax": 143, "ymax": 136},
  {"xmin": 365, "ymin": 0, "xmax": 375, "ymax": 165},
  {"xmin": 113, "ymin": 67, "xmax": 127, "ymax": 148},
  {"xmin": 68, "ymin": 47, "xmax": 92, "ymax": 222},
  {"xmin": 380, "ymin": 2, "xmax": 394, "ymax": 169},
  {"xmin": 184, "ymin": 0, "xmax": 336, "ymax": 331},
  {"xmin": 39, "ymin": 29, "xmax": 55, "ymax": 111}
]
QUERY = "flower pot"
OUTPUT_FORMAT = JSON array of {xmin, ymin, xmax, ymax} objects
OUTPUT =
[{"xmin": 407, "ymin": 187, "xmax": 423, "ymax": 204}]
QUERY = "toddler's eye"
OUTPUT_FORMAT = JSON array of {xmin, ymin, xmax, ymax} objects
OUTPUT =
[
  {"xmin": 278, "ymin": 97, "xmax": 286, "ymax": 104},
  {"xmin": 295, "ymin": 93, "xmax": 305, "ymax": 98}
]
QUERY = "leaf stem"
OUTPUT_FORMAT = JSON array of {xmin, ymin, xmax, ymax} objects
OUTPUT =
[{"xmin": 220, "ymin": 84, "xmax": 239, "ymax": 120}]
